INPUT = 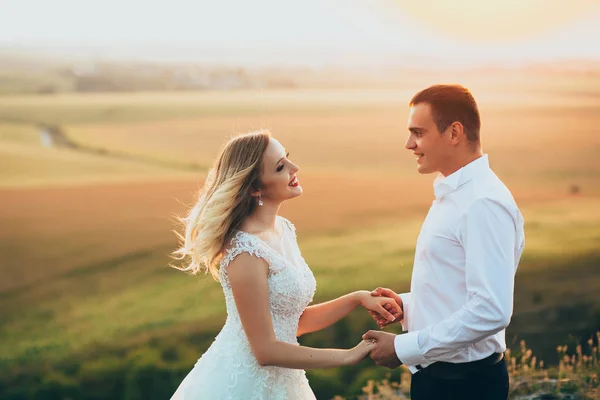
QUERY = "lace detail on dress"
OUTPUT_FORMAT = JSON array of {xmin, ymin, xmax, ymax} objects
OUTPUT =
[
  {"xmin": 171, "ymin": 216, "xmax": 317, "ymax": 400},
  {"xmin": 219, "ymin": 230, "xmax": 285, "ymax": 285}
]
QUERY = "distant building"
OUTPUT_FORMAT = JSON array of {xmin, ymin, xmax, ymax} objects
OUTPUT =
[{"xmin": 39, "ymin": 125, "xmax": 77, "ymax": 149}]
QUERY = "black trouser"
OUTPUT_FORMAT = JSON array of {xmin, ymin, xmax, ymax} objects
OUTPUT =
[{"xmin": 410, "ymin": 358, "xmax": 509, "ymax": 400}]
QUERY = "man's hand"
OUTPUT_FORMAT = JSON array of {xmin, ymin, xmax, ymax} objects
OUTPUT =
[
  {"xmin": 369, "ymin": 287, "xmax": 403, "ymax": 328},
  {"xmin": 362, "ymin": 330, "xmax": 403, "ymax": 369}
]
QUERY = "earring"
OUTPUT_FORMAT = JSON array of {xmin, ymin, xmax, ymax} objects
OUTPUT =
[{"xmin": 258, "ymin": 195, "xmax": 263, "ymax": 206}]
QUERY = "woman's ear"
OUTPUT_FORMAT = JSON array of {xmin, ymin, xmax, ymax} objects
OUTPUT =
[{"xmin": 251, "ymin": 189, "xmax": 263, "ymax": 207}]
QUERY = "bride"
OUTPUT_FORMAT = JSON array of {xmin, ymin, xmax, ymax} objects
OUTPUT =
[{"xmin": 170, "ymin": 130, "xmax": 401, "ymax": 399}]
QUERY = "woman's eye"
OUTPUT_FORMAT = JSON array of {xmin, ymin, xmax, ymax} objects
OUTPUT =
[{"xmin": 276, "ymin": 165, "xmax": 284, "ymax": 172}]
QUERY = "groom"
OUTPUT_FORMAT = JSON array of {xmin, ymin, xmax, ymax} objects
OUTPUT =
[{"xmin": 363, "ymin": 84, "xmax": 525, "ymax": 400}]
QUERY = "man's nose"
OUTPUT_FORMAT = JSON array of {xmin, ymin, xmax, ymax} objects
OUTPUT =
[{"xmin": 405, "ymin": 135, "xmax": 416, "ymax": 150}]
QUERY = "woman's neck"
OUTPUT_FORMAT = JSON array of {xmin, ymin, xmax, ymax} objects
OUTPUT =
[{"xmin": 242, "ymin": 201, "xmax": 281, "ymax": 234}]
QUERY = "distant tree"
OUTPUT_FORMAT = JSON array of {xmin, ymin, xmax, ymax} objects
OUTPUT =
[{"xmin": 570, "ymin": 184, "xmax": 581, "ymax": 195}]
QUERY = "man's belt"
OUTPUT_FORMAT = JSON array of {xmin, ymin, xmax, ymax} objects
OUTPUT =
[{"xmin": 415, "ymin": 352, "xmax": 504, "ymax": 380}]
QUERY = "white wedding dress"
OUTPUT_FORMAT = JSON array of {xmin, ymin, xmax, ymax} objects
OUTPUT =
[{"xmin": 171, "ymin": 216, "xmax": 318, "ymax": 400}]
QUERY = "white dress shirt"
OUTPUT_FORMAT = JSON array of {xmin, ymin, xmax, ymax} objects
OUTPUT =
[{"xmin": 394, "ymin": 155, "xmax": 525, "ymax": 373}]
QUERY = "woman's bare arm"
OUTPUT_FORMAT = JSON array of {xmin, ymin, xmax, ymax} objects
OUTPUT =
[
  {"xmin": 297, "ymin": 290, "xmax": 400, "ymax": 337},
  {"xmin": 227, "ymin": 253, "xmax": 372, "ymax": 369}
]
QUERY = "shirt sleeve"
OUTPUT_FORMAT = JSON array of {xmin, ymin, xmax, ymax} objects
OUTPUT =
[{"xmin": 394, "ymin": 198, "xmax": 518, "ymax": 367}]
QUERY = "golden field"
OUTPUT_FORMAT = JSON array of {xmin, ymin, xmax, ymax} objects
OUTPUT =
[{"xmin": 1, "ymin": 77, "xmax": 599, "ymax": 399}]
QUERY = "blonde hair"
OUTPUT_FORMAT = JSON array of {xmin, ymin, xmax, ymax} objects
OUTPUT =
[{"xmin": 172, "ymin": 130, "xmax": 271, "ymax": 279}]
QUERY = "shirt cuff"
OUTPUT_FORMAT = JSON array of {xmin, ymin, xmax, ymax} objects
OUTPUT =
[
  {"xmin": 399, "ymin": 292, "xmax": 410, "ymax": 332},
  {"xmin": 394, "ymin": 331, "xmax": 428, "ymax": 370}
]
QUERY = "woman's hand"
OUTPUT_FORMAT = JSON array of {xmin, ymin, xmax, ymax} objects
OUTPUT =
[
  {"xmin": 345, "ymin": 339, "xmax": 375, "ymax": 365},
  {"xmin": 356, "ymin": 290, "xmax": 402, "ymax": 324},
  {"xmin": 368, "ymin": 288, "xmax": 403, "ymax": 328}
]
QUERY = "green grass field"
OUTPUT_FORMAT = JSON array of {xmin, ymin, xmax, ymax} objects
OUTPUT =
[{"xmin": 1, "ymin": 80, "xmax": 599, "ymax": 399}]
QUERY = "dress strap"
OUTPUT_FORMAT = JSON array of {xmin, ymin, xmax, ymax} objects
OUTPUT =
[
  {"xmin": 278, "ymin": 216, "xmax": 297, "ymax": 240},
  {"xmin": 219, "ymin": 231, "xmax": 285, "ymax": 284}
]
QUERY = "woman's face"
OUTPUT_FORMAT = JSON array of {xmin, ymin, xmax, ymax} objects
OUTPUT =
[{"xmin": 258, "ymin": 138, "xmax": 301, "ymax": 204}]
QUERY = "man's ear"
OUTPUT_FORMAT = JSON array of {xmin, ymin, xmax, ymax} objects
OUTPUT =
[{"xmin": 449, "ymin": 121, "xmax": 464, "ymax": 146}]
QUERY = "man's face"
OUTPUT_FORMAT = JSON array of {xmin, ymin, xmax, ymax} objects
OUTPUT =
[{"xmin": 405, "ymin": 103, "xmax": 452, "ymax": 175}]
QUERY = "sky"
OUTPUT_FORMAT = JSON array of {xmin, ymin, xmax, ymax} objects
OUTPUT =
[{"xmin": 0, "ymin": 0, "xmax": 599, "ymax": 67}]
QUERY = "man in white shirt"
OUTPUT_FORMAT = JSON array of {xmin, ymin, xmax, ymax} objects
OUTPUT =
[{"xmin": 363, "ymin": 84, "xmax": 525, "ymax": 400}]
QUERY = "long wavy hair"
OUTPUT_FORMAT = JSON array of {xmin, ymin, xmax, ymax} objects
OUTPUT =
[{"xmin": 172, "ymin": 130, "xmax": 271, "ymax": 279}]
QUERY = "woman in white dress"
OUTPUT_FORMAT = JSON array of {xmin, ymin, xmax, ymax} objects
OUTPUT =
[{"xmin": 170, "ymin": 130, "xmax": 401, "ymax": 400}]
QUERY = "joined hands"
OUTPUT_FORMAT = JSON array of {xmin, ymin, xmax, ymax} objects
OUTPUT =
[
  {"xmin": 357, "ymin": 288, "xmax": 403, "ymax": 324},
  {"xmin": 352, "ymin": 288, "xmax": 404, "ymax": 368},
  {"xmin": 368, "ymin": 287, "xmax": 403, "ymax": 328}
]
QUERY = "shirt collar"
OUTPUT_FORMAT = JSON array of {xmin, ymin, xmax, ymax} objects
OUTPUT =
[{"xmin": 433, "ymin": 154, "xmax": 489, "ymax": 199}]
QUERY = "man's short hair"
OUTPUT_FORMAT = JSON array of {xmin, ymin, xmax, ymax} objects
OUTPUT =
[{"xmin": 410, "ymin": 84, "xmax": 481, "ymax": 143}]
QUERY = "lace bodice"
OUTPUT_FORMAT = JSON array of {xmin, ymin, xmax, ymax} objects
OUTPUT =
[
  {"xmin": 218, "ymin": 216, "xmax": 317, "ymax": 343},
  {"xmin": 171, "ymin": 216, "xmax": 318, "ymax": 400}
]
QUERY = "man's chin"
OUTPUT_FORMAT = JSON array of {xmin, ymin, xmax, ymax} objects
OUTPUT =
[{"xmin": 417, "ymin": 165, "xmax": 434, "ymax": 174}]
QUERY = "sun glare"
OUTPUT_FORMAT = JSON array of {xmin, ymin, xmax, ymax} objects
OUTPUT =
[{"xmin": 390, "ymin": 0, "xmax": 600, "ymax": 42}]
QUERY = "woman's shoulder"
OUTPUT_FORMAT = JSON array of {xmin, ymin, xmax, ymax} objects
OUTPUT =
[
  {"xmin": 221, "ymin": 229, "xmax": 286, "ymax": 269},
  {"xmin": 224, "ymin": 249, "xmax": 269, "ymax": 276},
  {"xmin": 221, "ymin": 231, "xmax": 263, "ymax": 266}
]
